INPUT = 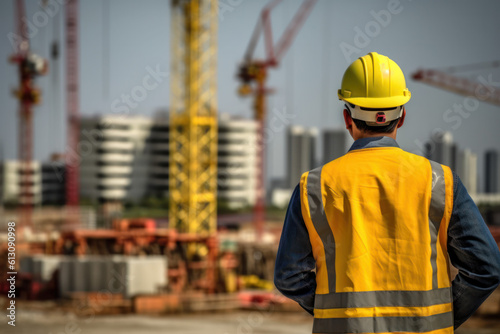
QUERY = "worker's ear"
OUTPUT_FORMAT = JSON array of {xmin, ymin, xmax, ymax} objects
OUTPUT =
[
  {"xmin": 343, "ymin": 109, "xmax": 353, "ymax": 130},
  {"xmin": 397, "ymin": 108, "xmax": 406, "ymax": 128}
]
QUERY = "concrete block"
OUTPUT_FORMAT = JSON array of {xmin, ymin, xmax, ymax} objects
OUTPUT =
[
  {"xmin": 57, "ymin": 255, "xmax": 167, "ymax": 299},
  {"xmin": 126, "ymin": 257, "xmax": 167, "ymax": 297},
  {"xmin": 59, "ymin": 259, "xmax": 73, "ymax": 298},
  {"xmin": 88, "ymin": 257, "xmax": 107, "ymax": 292},
  {"xmin": 20, "ymin": 255, "xmax": 62, "ymax": 282},
  {"xmin": 20, "ymin": 256, "xmax": 35, "ymax": 275},
  {"xmin": 37, "ymin": 256, "xmax": 62, "ymax": 282},
  {"xmin": 73, "ymin": 257, "xmax": 89, "ymax": 292}
]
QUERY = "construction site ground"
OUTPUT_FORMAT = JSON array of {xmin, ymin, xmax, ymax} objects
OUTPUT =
[{"xmin": 1, "ymin": 304, "xmax": 499, "ymax": 334}]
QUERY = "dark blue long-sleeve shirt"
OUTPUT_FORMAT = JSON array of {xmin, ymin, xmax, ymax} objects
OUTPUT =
[{"xmin": 274, "ymin": 136, "xmax": 500, "ymax": 329}]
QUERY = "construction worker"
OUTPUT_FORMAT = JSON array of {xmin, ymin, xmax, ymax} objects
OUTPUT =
[{"xmin": 274, "ymin": 52, "xmax": 500, "ymax": 333}]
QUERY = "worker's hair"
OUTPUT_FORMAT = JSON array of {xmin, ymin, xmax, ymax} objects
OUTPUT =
[{"xmin": 346, "ymin": 106, "xmax": 400, "ymax": 134}]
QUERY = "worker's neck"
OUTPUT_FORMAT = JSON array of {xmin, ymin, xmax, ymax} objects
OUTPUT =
[{"xmin": 353, "ymin": 131, "xmax": 397, "ymax": 141}]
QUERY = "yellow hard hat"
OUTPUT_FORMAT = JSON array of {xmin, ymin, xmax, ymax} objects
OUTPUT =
[{"xmin": 338, "ymin": 52, "xmax": 411, "ymax": 109}]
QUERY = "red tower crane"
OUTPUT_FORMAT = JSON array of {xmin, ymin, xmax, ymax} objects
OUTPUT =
[
  {"xmin": 412, "ymin": 61, "xmax": 500, "ymax": 107},
  {"xmin": 65, "ymin": 0, "xmax": 80, "ymax": 206},
  {"xmin": 237, "ymin": 0, "xmax": 317, "ymax": 240},
  {"xmin": 10, "ymin": 0, "xmax": 48, "ymax": 228}
]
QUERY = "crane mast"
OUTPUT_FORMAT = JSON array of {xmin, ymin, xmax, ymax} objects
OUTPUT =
[
  {"xmin": 10, "ymin": 0, "xmax": 48, "ymax": 228},
  {"xmin": 238, "ymin": 0, "xmax": 317, "ymax": 240},
  {"xmin": 169, "ymin": 0, "xmax": 218, "ymax": 249},
  {"xmin": 65, "ymin": 0, "xmax": 80, "ymax": 207}
]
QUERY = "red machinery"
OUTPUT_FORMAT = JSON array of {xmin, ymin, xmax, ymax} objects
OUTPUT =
[
  {"xmin": 238, "ymin": 0, "xmax": 317, "ymax": 240},
  {"xmin": 10, "ymin": 0, "xmax": 48, "ymax": 228},
  {"xmin": 412, "ymin": 61, "xmax": 500, "ymax": 106},
  {"xmin": 54, "ymin": 220, "xmax": 222, "ymax": 294}
]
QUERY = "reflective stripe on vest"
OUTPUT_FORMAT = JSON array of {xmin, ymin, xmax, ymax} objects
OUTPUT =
[
  {"xmin": 312, "ymin": 312, "xmax": 453, "ymax": 334},
  {"xmin": 300, "ymin": 148, "xmax": 454, "ymax": 334},
  {"xmin": 429, "ymin": 160, "xmax": 446, "ymax": 290},
  {"xmin": 307, "ymin": 166, "xmax": 337, "ymax": 292}
]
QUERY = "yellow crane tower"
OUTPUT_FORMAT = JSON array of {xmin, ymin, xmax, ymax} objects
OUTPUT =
[{"xmin": 169, "ymin": 0, "xmax": 218, "ymax": 255}]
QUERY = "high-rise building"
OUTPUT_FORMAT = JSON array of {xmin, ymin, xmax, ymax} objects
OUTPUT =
[
  {"xmin": 0, "ymin": 161, "xmax": 42, "ymax": 206},
  {"xmin": 286, "ymin": 126, "xmax": 318, "ymax": 188},
  {"xmin": 78, "ymin": 114, "xmax": 258, "ymax": 208},
  {"xmin": 322, "ymin": 129, "xmax": 347, "ymax": 164},
  {"xmin": 424, "ymin": 131, "xmax": 481, "ymax": 194},
  {"xmin": 427, "ymin": 131, "xmax": 454, "ymax": 166},
  {"xmin": 217, "ymin": 115, "xmax": 258, "ymax": 209},
  {"xmin": 450, "ymin": 143, "xmax": 458, "ymax": 171},
  {"xmin": 485, "ymin": 150, "xmax": 500, "ymax": 193},
  {"xmin": 79, "ymin": 115, "xmax": 157, "ymax": 203},
  {"xmin": 41, "ymin": 162, "xmax": 66, "ymax": 205},
  {"xmin": 0, "ymin": 160, "xmax": 65, "ymax": 206},
  {"xmin": 456, "ymin": 149, "xmax": 478, "ymax": 195}
]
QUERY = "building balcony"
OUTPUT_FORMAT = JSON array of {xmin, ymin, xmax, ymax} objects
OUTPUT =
[
  {"xmin": 98, "ymin": 177, "xmax": 131, "ymax": 187},
  {"xmin": 98, "ymin": 166, "xmax": 133, "ymax": 175},
  {"xmin": 99, "ymin": 141, "xmax": 135, "ymax": 151}
]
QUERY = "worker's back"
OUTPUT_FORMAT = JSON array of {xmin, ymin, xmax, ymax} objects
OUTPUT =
[
  {"xmin": 299, "ymin": 145, "xmax": 455, "ymax": 333},
  {"xmin": 276, "ymin": 52, "xmax": 500, "ymax": 334}
]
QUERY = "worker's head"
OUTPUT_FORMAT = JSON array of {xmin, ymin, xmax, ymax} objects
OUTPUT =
[{"xmin": 338, "ymin": 52, "xmax": 411, "ymax": 140}]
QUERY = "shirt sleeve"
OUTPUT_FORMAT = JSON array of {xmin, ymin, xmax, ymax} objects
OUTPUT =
[
  {"xmin": 448, "ymin": 172, "xmax": 500, "ymax": 329},
  {"xmin": 274, "ymin": 184, "xmax": 316, "ymax": 315}
]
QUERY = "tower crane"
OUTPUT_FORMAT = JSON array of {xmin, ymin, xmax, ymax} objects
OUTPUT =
[
  {"xmin": 237, "ymin": 0, "xmax": 317, "ymax": 240},
  {"xmin": 412, "ymin": 61, "xmax": 500, "ymax": 107},
  {"xmin": 65, "ymin": 0, "xmax": 80, "ymax": 207},
  {"xmin": 10, "ymin": 0, "xmax": 48, "ymax": 228},
  {"xmin": 169, "ymin": 0, "xmax": 218, "ymax": 254}
]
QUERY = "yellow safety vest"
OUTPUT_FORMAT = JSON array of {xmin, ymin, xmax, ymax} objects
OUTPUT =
[{"xmin": 300, "ymin": 146, "xmax": 454, "ymax": 334}]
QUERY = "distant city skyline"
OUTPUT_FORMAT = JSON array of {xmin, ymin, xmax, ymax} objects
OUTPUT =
[
  {"xmin": 486, "ymin": 151, "xmax": 500, "ymax": 194},
  {"xmin": 426, "ymin": 131, "xmax": 478, "ymax": 194},
  {"xmin": 286, "ymin": 125, "xmax": 317, "ymax": 189},
  {"xmin": 1, "ymin": 0, "xmax": 500, "ymax": 192}
]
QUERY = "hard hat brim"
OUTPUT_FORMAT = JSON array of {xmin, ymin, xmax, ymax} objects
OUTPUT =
[{"xmin": 339, "ymin": 95, "xmax": 411, "ymax": 109}]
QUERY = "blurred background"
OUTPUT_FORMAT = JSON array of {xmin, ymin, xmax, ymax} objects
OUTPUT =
[{"xmin": 0, "ymin": 0, "xmax": 500, "ymax": 333}]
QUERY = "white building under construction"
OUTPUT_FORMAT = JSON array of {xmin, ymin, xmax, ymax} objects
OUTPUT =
[
  {"xmin": 78, "ymin": 113, "xmax": 258, "ymax": 209},
  {"xmin": 0, "ymin": 160, "xmax": 65, "ymax": 206}
]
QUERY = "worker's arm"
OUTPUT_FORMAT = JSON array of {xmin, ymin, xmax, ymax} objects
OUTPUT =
[
  {"xmin": 448, "ymin": 173, "xmax": 500, "ymax": 329},
  {"xmin": 274, "ymin": 184, "xmax": 316, "ymax": 315}
]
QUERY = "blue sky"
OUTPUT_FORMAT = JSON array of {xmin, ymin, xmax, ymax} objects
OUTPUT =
[{"xmin": 1, "ymin": 0, "xmax": 499, "ymax": 191}]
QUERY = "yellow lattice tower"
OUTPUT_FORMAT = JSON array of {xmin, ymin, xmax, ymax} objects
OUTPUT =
[{"xmin": 169, "ymin": 0, "xmax": 218, "ymax": 251}]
